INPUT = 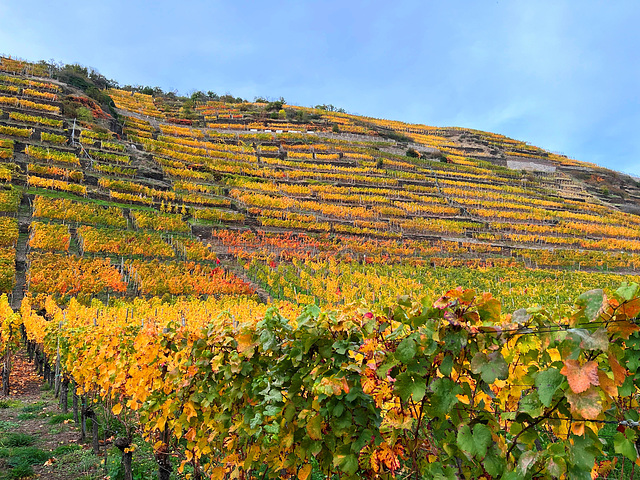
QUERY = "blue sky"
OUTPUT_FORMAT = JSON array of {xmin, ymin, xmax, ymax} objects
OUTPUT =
[{"xmin": 1, "ymin": 1, "xmax": 638, "ymax": 174}]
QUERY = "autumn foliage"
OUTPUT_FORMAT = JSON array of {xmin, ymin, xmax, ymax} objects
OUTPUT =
[{"xmin": 16, "ymin": 282, "xmax": 640, "ymax": 479}]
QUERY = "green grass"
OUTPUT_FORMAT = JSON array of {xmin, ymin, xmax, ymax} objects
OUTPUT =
[
  {"xmin": 48, "ymin": 412, "xmax": 74, "ymax": 425},
  {"xmin": 21, "ymin": 401, "xmax": 45, "ymax": 413},
  {"xmin": 3, "ymin": 446, "xmax": 49, "ymax": 467},
  {"xmin": 7, "ymin": 463, "xmax": 34, "ymax": 479},
  {"xmin": 52, "ymin": 443, "xmax": 82, "ymax": 456},
  {"xmin": 0, "ymin": 433, "xmax": 35, "ymax": 447},
  {"xmin": 53, "ymin": 448, "xmax": 101, "ymax": 478},
  {"xmin": 0, "ymin": 445, "xmax": 50, "ymax": 480},
  {"xmin": 16, "ymin": 412, "xmax": 38, "ymax": 421},
  {"xmin": 0, "ymin": 421, "xmax": 19, "ymax": 431},
  {"xmin": 0, "ymin": 399, "xmax": 21, "ymax": 409}
]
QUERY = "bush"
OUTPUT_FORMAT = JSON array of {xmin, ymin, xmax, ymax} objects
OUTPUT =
[
  {"xmin": 266, "ymin": 100, "xmax": 284, "ymax": 111},
  {"xmin": 406, "ymin": 148, "xmax": 420, "ymax": 158},
  {"xmin": 76, "ymin": 107, "xmax": 93, "ymax": 122}
]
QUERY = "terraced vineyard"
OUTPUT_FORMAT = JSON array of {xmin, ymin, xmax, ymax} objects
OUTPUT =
[{"xmin": 0, "ymin": 55, "xmax": 640, "ymax": 479}]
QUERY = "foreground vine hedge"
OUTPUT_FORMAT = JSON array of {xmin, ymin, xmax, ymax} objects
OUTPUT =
[{"xmin": 11, "ymin": 284, "xmax": 640, "ymax": 479}]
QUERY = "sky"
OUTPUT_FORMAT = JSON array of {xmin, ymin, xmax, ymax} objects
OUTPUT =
[{"xmin": 0, "ymin": 0, "xmax": 638, "ymax": 174}]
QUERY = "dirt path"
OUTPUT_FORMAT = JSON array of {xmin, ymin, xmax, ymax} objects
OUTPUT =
[{"xmin": 0, "ymin": 350, "xmax": 103, "ymax": 479}]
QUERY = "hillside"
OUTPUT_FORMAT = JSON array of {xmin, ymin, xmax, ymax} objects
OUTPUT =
[
  {"xmin": 0, "ymin": 55, "xmax": 640, "ymax": 310},
  {"xmin": 1, "ymin": 54, "xmax": 640, "ymax": 480}
]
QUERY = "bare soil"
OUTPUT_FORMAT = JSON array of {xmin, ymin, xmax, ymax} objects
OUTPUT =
[{"xmin": 0, "ymin": 350, "xmax": 102, "ymax": 480}]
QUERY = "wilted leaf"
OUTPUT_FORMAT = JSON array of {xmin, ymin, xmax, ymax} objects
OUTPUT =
[
  {"xmin": 560, "ymin": 360, "xmax": 599, "ymax": 394},
  {"xmin": 236, "ymin": 332, "xmax": 255, "ymax": 353},
  {"xmin": 211, "ymin": 467, "xmax": 225, "ymax": 480},
  {"xmin": 608, "ymin": 319, "xmax": 640, "ymax": 339},
  {"xmin": 511, "ymin": 308, "xmax": 531, "ymax": 325},
  {"xmin": 619, "ymin": 298, "xmax": 640, "ymax": 319},
  {"xmin": 306, "ymin": 415, "xmax": 323, "ymax": 441},
  {"xmin": 574, "ymin": 289, "xmax": 606, "ymax": 323},
  {"xmin": 478, "ymin": 297, "xmax": 501, "ymax": 322},
  {"xmin": 517, "ymin": 451, "xmax": 539, "ymax": 476},
  {"xmin": 597, "ymin": 370, "xmax": 617, "ymax": 397},
  {"xmin": 609, "ymin": 354, "xmax": 627, "ymax": 386},
  {"xmin": 565, "ymin": 386, "xmax": 602, "ymax": 419},
  {"xmin": 568, "ymin": 328, "xmax": 608, "ymax": 351}
]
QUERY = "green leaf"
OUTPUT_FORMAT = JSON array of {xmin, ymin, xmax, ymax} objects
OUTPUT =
[
  {"xmin": 575, "ymin": 289, "xmax": 605, "ymax": 321},
  {"xmin": 619, "ymin": 375, "xmax": 635, "ymax": 396},
  {"xmin": 396, "ymin": 337, "xmax": 417, "ymax": 363},
  {"xmin": 471, "ymin": 351, "xmax": 509, "ymax": 384},
  {"xmin": 616, "ymin": 282, "xmax": 639, "ymax": 302},
  {"xmin": 376, "ymin": 357, "xmax": 400, "ymax": 379},
  {"xmin": 430, "ymin": 378, "xmax": 461, "ymax": 416},
  {"xmin": 439, "ymin": 354, "xmax": 453, "ymax": 376},
  {"xmin": 395, "ymin": 372, "xmax": 426, "ymax": 402},
  {"xmin": 483, "ymin": 449, "xmax": 504, "ymax": 477},
  {"xmin": 614, "ymin": 431, "xmax": 638, "ymax": 461},
  {"xmin": 519, "ymin": 391, "xmax": 543, "ymax": 418},
  {"xmin": 456, "ymin": 425, "xmax": 474, "ymax": 455},
  {"xmin": 336, "ymin": 453, "xmax": 358, "ymax": 475},
  {"xmin": 472, "ymin": 424, "xmax": 492, "ymax": 459},
  {"xmin": 535, "ymin": 368, "xmax": 564, "ymax": 407},
  {"xmin": 569, "ymin": 435, "xmax": 598, "ymax": 473},
  {"xmin": 456, "ymin": 424, "xmax": 492, "ymax": 458},
  {"xmin": 352, "ymin": 429, "xmax": 372, "ymax": 453},
  {"xmin": 501, "ymin": 473, "xmax": 525, "ymax": 480}
]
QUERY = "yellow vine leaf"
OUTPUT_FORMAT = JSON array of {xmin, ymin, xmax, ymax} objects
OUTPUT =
[
  {"xmin": 298, "ymin": 464, "xmax": 312, "ymax": 480},
  {"xmin": 210, "ymin": 467, "xmax": 225, "ymax": 480},
  {"xmin": 236, "ymin": 332, "xmax": 254, "ymax": 353},
  {"xmin": 112, "ymin": 403, "xmax": 123, "ymax": 415}
]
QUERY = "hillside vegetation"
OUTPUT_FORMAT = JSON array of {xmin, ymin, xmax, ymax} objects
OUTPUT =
[{"xmin": 0, "ymin": 54, "xmax": 639, "ymax": 480}]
